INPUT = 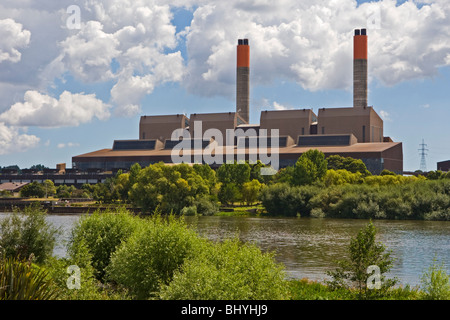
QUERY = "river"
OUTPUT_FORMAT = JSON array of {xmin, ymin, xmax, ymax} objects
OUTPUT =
[{"xmin": 1, "ymin": 213, "xmax": 449, "ymax": 287}]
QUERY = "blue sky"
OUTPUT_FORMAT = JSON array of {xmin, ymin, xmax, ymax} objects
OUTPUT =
[{"xmin": 0, "ymin": 0, "xmax": 449, "ymax": 172}]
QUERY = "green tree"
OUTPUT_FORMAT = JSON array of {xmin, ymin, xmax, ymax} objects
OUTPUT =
[
  {"xmin": 218, "ymin": 182, "xmax": 241, "ymax": 206},
  {"xmin": 292, "ymin": 149, "xmax": 328, "ymax": 186},
  {"xmin": 241, "ymin": 179, "xmax": 262, "ymax": 205},
  {"xmin": 129, "ymin": 163, "xmax": 211, "ymax": 213},
  {"xmin": 216, "ymin": 162, "xmax": 251, "ymax": 187},
  {"xmin": 326, "ymin": 221, "xmax": 397, "ymax": 299},
  {"xmin": 19, "ymin": 182, "xmax": 45, "ymax": 198},
  {"xmin": 43, "ymin": 180, "xmax": 56, "ymax": 198},
  {"xmin": 327, "ymin": 155, "xmax": 371, "ymax": 176}
]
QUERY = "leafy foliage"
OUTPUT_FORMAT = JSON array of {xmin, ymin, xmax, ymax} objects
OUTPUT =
[
  {"xmin": 0, "ymin": 204, "xmax": 59, "ymax": 264},
  {"xmin": 68, "ymin": 208, "xmax": 140, "ymax": 281},
  {"xmin": 0, "ymin": 257, "xmax": 60, "ymax": 300},
  {"xmin": 326, "ymin": 221, "xmax": 398, "ymax": 299},
  {"xmin": 106, "ymin": 214, "xmax": 202, "ymax": 299},
  {"xmin": 420, "ymin": 256, "xmax": 450, "ymax": 300},
  {"xmin": 292, "ymin": 149, "xmax": 328, "ymax": 186},
  {"xmin": 159, "ymin": 238, "xmax": 289, "ymax": 300}
]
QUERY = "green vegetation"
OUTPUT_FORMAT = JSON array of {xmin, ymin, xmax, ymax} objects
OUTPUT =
[
  {"xmin": 0, "ymin": 257, "xmax": 60, "ymax": 300},
  {"xmin": 7, "ymin": 151, "xmax": 450, "ymax": 221},
  {"xmin": 420, "ymin": 256, "xmax": 450, "ymax": 300},
  {"xmin": 326, "ymin": 221, "xmax": 398, "ymax": 299},
  {"xmin": 0, "ymin": 206, "xmax": 448, "ymax": 300},
  {"xmin": 0, "ymin": 204, "xmax": 60, "ymax": 264}
]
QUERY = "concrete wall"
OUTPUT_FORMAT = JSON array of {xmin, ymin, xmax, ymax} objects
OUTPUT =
[
  {"xmin": 139, "ymin": 114, "xmax": 188, "ymax": 142},
  {"xmin": 317, "ymin": 107, "xmax": 383, "ymax": 143},
  {"xmin": 189, "ymin": 112, "xmax": 238, "ymax": 145},
  {"xmin": 260, "ymin": 109, "xmax": 316, "ymax": 141}
]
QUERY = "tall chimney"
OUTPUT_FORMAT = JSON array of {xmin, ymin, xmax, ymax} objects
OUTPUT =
[
  {"xmin": 236, "ymin": 38, "xmax": 250, "ymax": 123},
  {"xmin": 353, "ymin": 29, "xmax": 368, "ymax": 108}
]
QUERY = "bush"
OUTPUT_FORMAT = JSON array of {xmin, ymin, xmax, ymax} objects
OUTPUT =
[
  {"xmin": 180, "ymin": 205, "xmax": 197, "ymax": 216},
  {"xmin": 259, "ymin": 183, "xmax": 318, "ymax": 217},
  {"xmin": 326, "ymin": 221, "xmax": 398, "ymax": 299},
  {"xmin": 106, "ymin": 215, "xmax": 201, "ymax": 299},
  {"xmin": 420, "ymin": 256, "xmax": 450, "ymax": 300},
  {"xmin": 159, "ymin": 238, "xmax": 289, "ymax": 300},
  {"xmin": 0, "ymin": 204, "xmax": 59, "ymax": 264},
  {"xmin": 68, "ymin": 208, "xmax": 140, "ymax": 281},
  {"xmin": 44, "ymin": 240, "xmax": 129, "ymax": 300},
  {"xmin": 193, "ymin": 195, "xmax": 219, "ymax": 216}
]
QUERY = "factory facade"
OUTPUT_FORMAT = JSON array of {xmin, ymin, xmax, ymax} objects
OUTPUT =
[{"xmin": 73, "ymin": 29, "xmax": 403, "ymax": 175}]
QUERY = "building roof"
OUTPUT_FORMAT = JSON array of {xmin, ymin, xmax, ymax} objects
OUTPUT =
[
  {"xmin": 73, "ymin": 142, "xmax": 402, "ymax": 159},
  {"xmin": 0, "ymin": 182, "xmax": 30, "ymax": 192}
]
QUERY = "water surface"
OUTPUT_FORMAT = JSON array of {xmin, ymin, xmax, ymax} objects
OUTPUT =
[{"xmin": 1, "ymin": 213, "xmax": 448, "ymax": 286}]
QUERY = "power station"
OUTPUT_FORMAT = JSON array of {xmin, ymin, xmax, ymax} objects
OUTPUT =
[{"xmin": 72, "ymin": 29, "xmax": 403, "ymax": 175}]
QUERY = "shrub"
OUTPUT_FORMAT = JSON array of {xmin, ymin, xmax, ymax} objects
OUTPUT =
[
  {"xmin": 193, "ymin": 195, "xmax": 219, "ymax": 216},
  {"xmin": 159, "ymin": 238, "xmax": 289, "ymax": 300},
  {"xmin": 0, "ymin": 204, "xmax": 59, "ymax": 264},
  {"xmin": 106, "ymin": 215, "xmax": 201, "ymax": 299},
  {"xmin": 420, "ymin": 256, "xmax": 450, "ymax": 300},
  {"xmin": 44, "ymin": 240, "xmax": 130, "ymax": 300},
  {"xmin": 68, "ymin": 208, "xmax": 140, "ymax": 281},
  {"xmin": 180, "ymin": 205, "xmax": 197, "ymax": 216},
  {"xmin": 259, "ymin": 183, "xmax": 317, "ymax": 217},
  {"xmin": 0, "ymin": 257, "xmax": 60, "ymax": 300},
  {"xmin": 326, "ymin": 221, "xmax": 398, "ymax": 299}
]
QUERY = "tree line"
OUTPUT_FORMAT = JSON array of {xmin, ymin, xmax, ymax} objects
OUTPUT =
[{"xmin": 11, "ymin": 150, "xmax": 450, "ymax": 220}]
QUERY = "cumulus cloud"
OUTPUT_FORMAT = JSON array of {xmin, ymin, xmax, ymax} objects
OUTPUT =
[
  {"xmin": 183, "ymin": 0, "xmax": 450, "ymax": 97},
  {"xmin": 0, "ymin": 18, "xmax": 30, "ymax": 64},
  {"xmin": 0, "ymin": 122, "xmax": 40, "ymax": 155},
  {"xmin": 1, "ymin": 0, "xmax": 450, "ymax": 125},
  {"xmin": 0, "ymin": 91, "xmax": 111, "ymax": 128},
  {"xmin": 58, "ymin": 20, "xmax": 120, "ymax": 83}
]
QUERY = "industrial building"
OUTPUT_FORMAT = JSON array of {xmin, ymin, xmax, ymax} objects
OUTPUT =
[
  {"xmin": 437, "ymin": 160, "xmax": 450, "ymax": 172},
  {"xmin": 73, "ymin": 29, "xmax": 403, "ymax": 175}
]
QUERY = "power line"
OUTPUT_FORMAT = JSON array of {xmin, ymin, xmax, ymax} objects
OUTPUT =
[{"xmin": 418, "ymin": 139, "xmax": 429, "ymax": 172}]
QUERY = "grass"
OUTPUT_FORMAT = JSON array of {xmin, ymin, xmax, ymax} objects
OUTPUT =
[
  {"xmin": 216, "ymin": 203, "xmax": 266, "ymax": 217},
  {"xmin": 287, "ymin": 278, "xmax": 423, "ymax": 300}
]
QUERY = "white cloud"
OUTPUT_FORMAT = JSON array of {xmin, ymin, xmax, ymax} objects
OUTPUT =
[
  {"xmin": 182, "ymin": 0, "xmax": 450, "ymax": 97},
  {"xmin": 0, "ymin": 18, "xmax": 30, "ymax": 63},
  {"xmin": 1, "ymin": 0, "xmax": 450, "ymax": 123},
  {"xmin": 379, "ymin": 110, "xmax": 391, "ymax": 121},
  {"xmin": 57, "ymin": 142, "xmax": 80, "ymax": 149},
  {"xmin": 0, "ymin": 122, "xmax": 40, "ymax": 155},
  {"xmin": 58, "ymin": 20, "xmax": 120, "ymax": 82},
  {"xmin": 273, "ymin": 102, "xmax": 288, "ymax": 111},
  {"xmin": 0, "ymin": 91, "xmax": 111, "ymax": 128}
]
